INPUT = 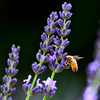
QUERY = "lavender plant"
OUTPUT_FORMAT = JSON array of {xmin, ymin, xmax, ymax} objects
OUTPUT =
[
  {"xmin": 0, "ymin": 2, "xmax": 81, "ymax": 100},
  {"xmin": 0, "ymin": 45, "xmax": 20, "ymax": 100},
  {"xmin": 83, "ymin": 28, "xmax": 100, "ymax": 100},
  {"xmin": 22, "ymin": 2, "xmax": 73, "ymax": 100}
]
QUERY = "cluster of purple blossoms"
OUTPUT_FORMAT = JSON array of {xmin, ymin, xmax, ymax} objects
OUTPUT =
[
  {"xmin": 48, "ymin": 2, "xmax": 72, "ymax": 73},
  {"xmin": 23, "ymin": 6, "xmax": 59, "ymax": 100},
  {"xmin": 32, "ymin": 11, "xmax": 58, "ymax": 74},
  {"xmin": 83, "ymin": 28, "xmax": 100, "ymax": 100},
  {"xmin": 0, "ymin": 45, "xmax": 20, "ymax": 100},
  {"xmin": 22, "ymin": 75, "xmax": 42, "ymax": 96},
  {"xmin": 23, "ymin": 2, "xmax": 73, "ymax": 100},
  {"xmin": 22, "ymin": 75, "xmax": 57, "ymax": 98}
]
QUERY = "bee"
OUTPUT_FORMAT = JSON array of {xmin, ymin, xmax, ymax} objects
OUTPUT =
[{"xmin": 63, "ymin": 55, "xmax": 84, "ymax": 72}]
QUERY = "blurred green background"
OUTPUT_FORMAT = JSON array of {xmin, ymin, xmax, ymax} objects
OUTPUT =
[{"xmin": 0, "ymin": 0, "xmax": 100, "ymax": 100}]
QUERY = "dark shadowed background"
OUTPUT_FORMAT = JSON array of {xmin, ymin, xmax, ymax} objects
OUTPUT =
[{"xmin": 0, "ymin": 0, "xmax": 100, "ymax": 100}]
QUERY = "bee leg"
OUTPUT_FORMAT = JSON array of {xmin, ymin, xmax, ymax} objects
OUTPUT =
[{"xmin": 63, "ymin": 63, "xmax": 71, "ymax": 69}]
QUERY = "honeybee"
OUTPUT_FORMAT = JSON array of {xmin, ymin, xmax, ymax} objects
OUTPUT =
[{"xmin": 64, "ymin": 55, "xmax": 83, "ymax": 72}]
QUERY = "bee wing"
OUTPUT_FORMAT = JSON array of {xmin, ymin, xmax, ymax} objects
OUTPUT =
[
  {"xmin": 73, "ymin": 55, "xmax": 84, "ymax": 60},
  {"xmin": 63, "ymin": 63, "xmax": 71, "ymax": 69}
]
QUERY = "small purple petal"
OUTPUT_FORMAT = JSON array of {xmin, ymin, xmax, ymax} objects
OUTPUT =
[{"xmin": 23, "ymin": 75, "xmax": 32, "ymax": 84}]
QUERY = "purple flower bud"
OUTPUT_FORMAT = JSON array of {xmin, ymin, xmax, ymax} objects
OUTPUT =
[
  {"xmin": 65, "ymin": 29, "xmax": 71, "ymax": 36},
  {"xmin": 42, "ymin": 54, "xmax": 50, "ymax": 63},
  {"xmin": 52, "ymin": 21, "xmax": 58, "ymax": 28},
  {"xmin": 47, "ymin": 18, "xmax": 52, "ymax": 25},
  {"xmin": 38, "ymin": 49, "xmax": 42, "ymax": 54},
  {"xmin": 65, "ymin": 12, "xmax": 72, "ymax": 19},
  {"xmin": 13, "ymin": 53, "xmax": 19, "ymax": 60},
  {"xmin": 7, "ymin": 59, "xmax": 12, "ymax": 67},
  {"xmin": 56, "ymin": 28, "xmax": 71, "ymax": 37},
  {"xmin": 1, "ymin": 84, "xmax": 7, "ymax": 93},
  {"xmin": 36, "ymin": 52, "xmax": 42, "ymax": 62},
  {"xmin": 6, "ymin": 87, "xmax": 16, "ymax": 95},
  {"xmin": 49, "ymin": 51, "xmax": 56, "ymax": 62},
  {"xmin": 62, "ymin": 38, "xmax": 70, "ymax": 47},
  {"xmin": 50, "ymin": 12, "xmax": 58, "ymax": 21},
  {"xmin": 22, "ymin": 84, "xmax": 29, "ymax": 93},
  {"xmin": 11, "ymin": 45, "xmax": 20, "ymax": 54},
  {"xmin": 44, "ymin": 25, "xmax": 55, "ymax": 35},
  {"xmin": 59, "ymin": 11, "xmax": 72, "ymax": 20},
  {"xmin": 13, "ymin": 60, "xmax": 19, "ymax": 68},
  {"xmin": 15, "ymin": 46, "xmax": 20, "ymax": 53},
  {"xmin": 55, "ymin": 63, "xmax": 64, "ymax": 73},
  {"xmin": 59, "ymin": 11, "xmax": 65, "ymax": 19},
  {"xmin": 58, "ymin": 19, "xmax": 64, "ymax": 28},
  {"xmin": 5, "ymin": 68, "xmax": 18, "ymax": 76},
  {"xmin": 2, "ymin": 75, "xmax": 10, "ymax": 84},
  {"xmin": 48, "ymin": 61, "xmax": 57, "ymax": 71},
  {"xmin": 10, "ymin": 78, "xmax": 17, "ymax": 87},
  {"xmin": 55, "ymin": 51, "xmax": 63, "ymax": 59},
  {"xmin": 41, "ymin": 32, "xmax": 47, "ymax": 42},
  {"xmin": 53, "ymin": 38, "xmax": 63, "ymax": 47},
  {"xmin": 30, "ymin": 87, "xmax": 41, "ymax": 96},
  {"xmin": 65, "ymin": 20, "xmax": 71, "ymax": 28},
  {"xmin": 9, "ymin": 53, "xmax": 14, "ymax": 60},
  {"xmin": 11, "ymin": 45, "xmax": 16, "ymax": 53},
  {"xmin": 48, "ymin": 35, "xmax": 54, "ymax": 44},
  {"xmin": 37, "ymin": 65, "xmax": 47, "ymax": 74},
  {"xmin": 62, "ymin": 2, "xmax": 72, "ymax": 11},
  {"xmin": 9, "ymin": 53, "xmax": 19, "ymax": 61},
  {"xmin": 40, "ymin": 42, "xmax": 54, "ymax": 52},
  {"xmin": 1, "ymin": 85, "xmax": 15, "ymax": 95},
  {"xmin": 32, "ymin": 62, "xmax": 47, "ymax": 74}
]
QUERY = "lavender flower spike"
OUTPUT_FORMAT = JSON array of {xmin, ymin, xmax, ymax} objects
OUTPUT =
[
  {"xmin": 24, "ymin": 7, "xmax": 58, "ymax": 100},
  {"xmin": 48, "ymin": 2, "xmax": 72, "ymax": 73},
  {"xmin": 83, "ymin": 23, "xmax": 100, "ymax": 100},
  {"xmin": 0, "ymin": 44, "xmax": 20, "ymax": 100}
]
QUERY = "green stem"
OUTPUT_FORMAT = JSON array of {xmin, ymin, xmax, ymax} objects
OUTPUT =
[
  {"xmin": 46, "ymin": 35, "xmax": 50, "ymax": 46},
  {"xmin": 51, "ymin": 71, "xmax": 56, "ymax": 80},
  {"xmin": 25, "ymin": 73, "xmax": 38, "ymax": 100},
  {"xmin": 4, "ymin": 60, "xmax": 15, "ymax": 100},
  {"xmin": 40, "ymin": 52, "xmax": 46, "ymax": 67},
  {"xmin": 42, "ymin": 96, "xmax": 47, "ymax": 100}
]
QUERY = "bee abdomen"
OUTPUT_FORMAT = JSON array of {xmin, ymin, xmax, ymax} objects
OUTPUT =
[{"xmin": 71, "ymin": 60, "xmax": 78, "ymax": 72}]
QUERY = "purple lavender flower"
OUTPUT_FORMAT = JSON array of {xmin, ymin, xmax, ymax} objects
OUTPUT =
[
  {"xmin": 83, "ymin": 24, "xmax": 100, "ymax": 100},
  {"xmin": 24, "ymin": 8, "xmax": 59, "ymax": 100},
  {"xmin": 24, "ymin": 2, "xmax": 73, "ymax": 100},
  {"xmin": 31, "ymin": 11, "xmax": 58, "ymax": 75},
  {"xmin": 0, "ymin": 44, "xmax": 20, "ymax": 99},
  {"xmin": 83, "ymin": 86, "xmax": 98, "ymax": 100},
  {"xmin": 41, "ymin": 77, "xmax": 57, "ymax": 98},
  {"xmin": 48, "ymin": 2, "xmax": 72, "ymax": 73},
  {"xmin": 42, "ymin": 77, "xmax": 57, "ymax": 90},
  {"xmin": 23, "ymin": 76, "xmax": 42, "ymax": 96},
  {"xmin": 32, "ymin": 62, "xmax": 47, "ymax": 74},
  {"xmin": 23, "ymin": 75, "xmax": 32, "ymax": 84}
]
